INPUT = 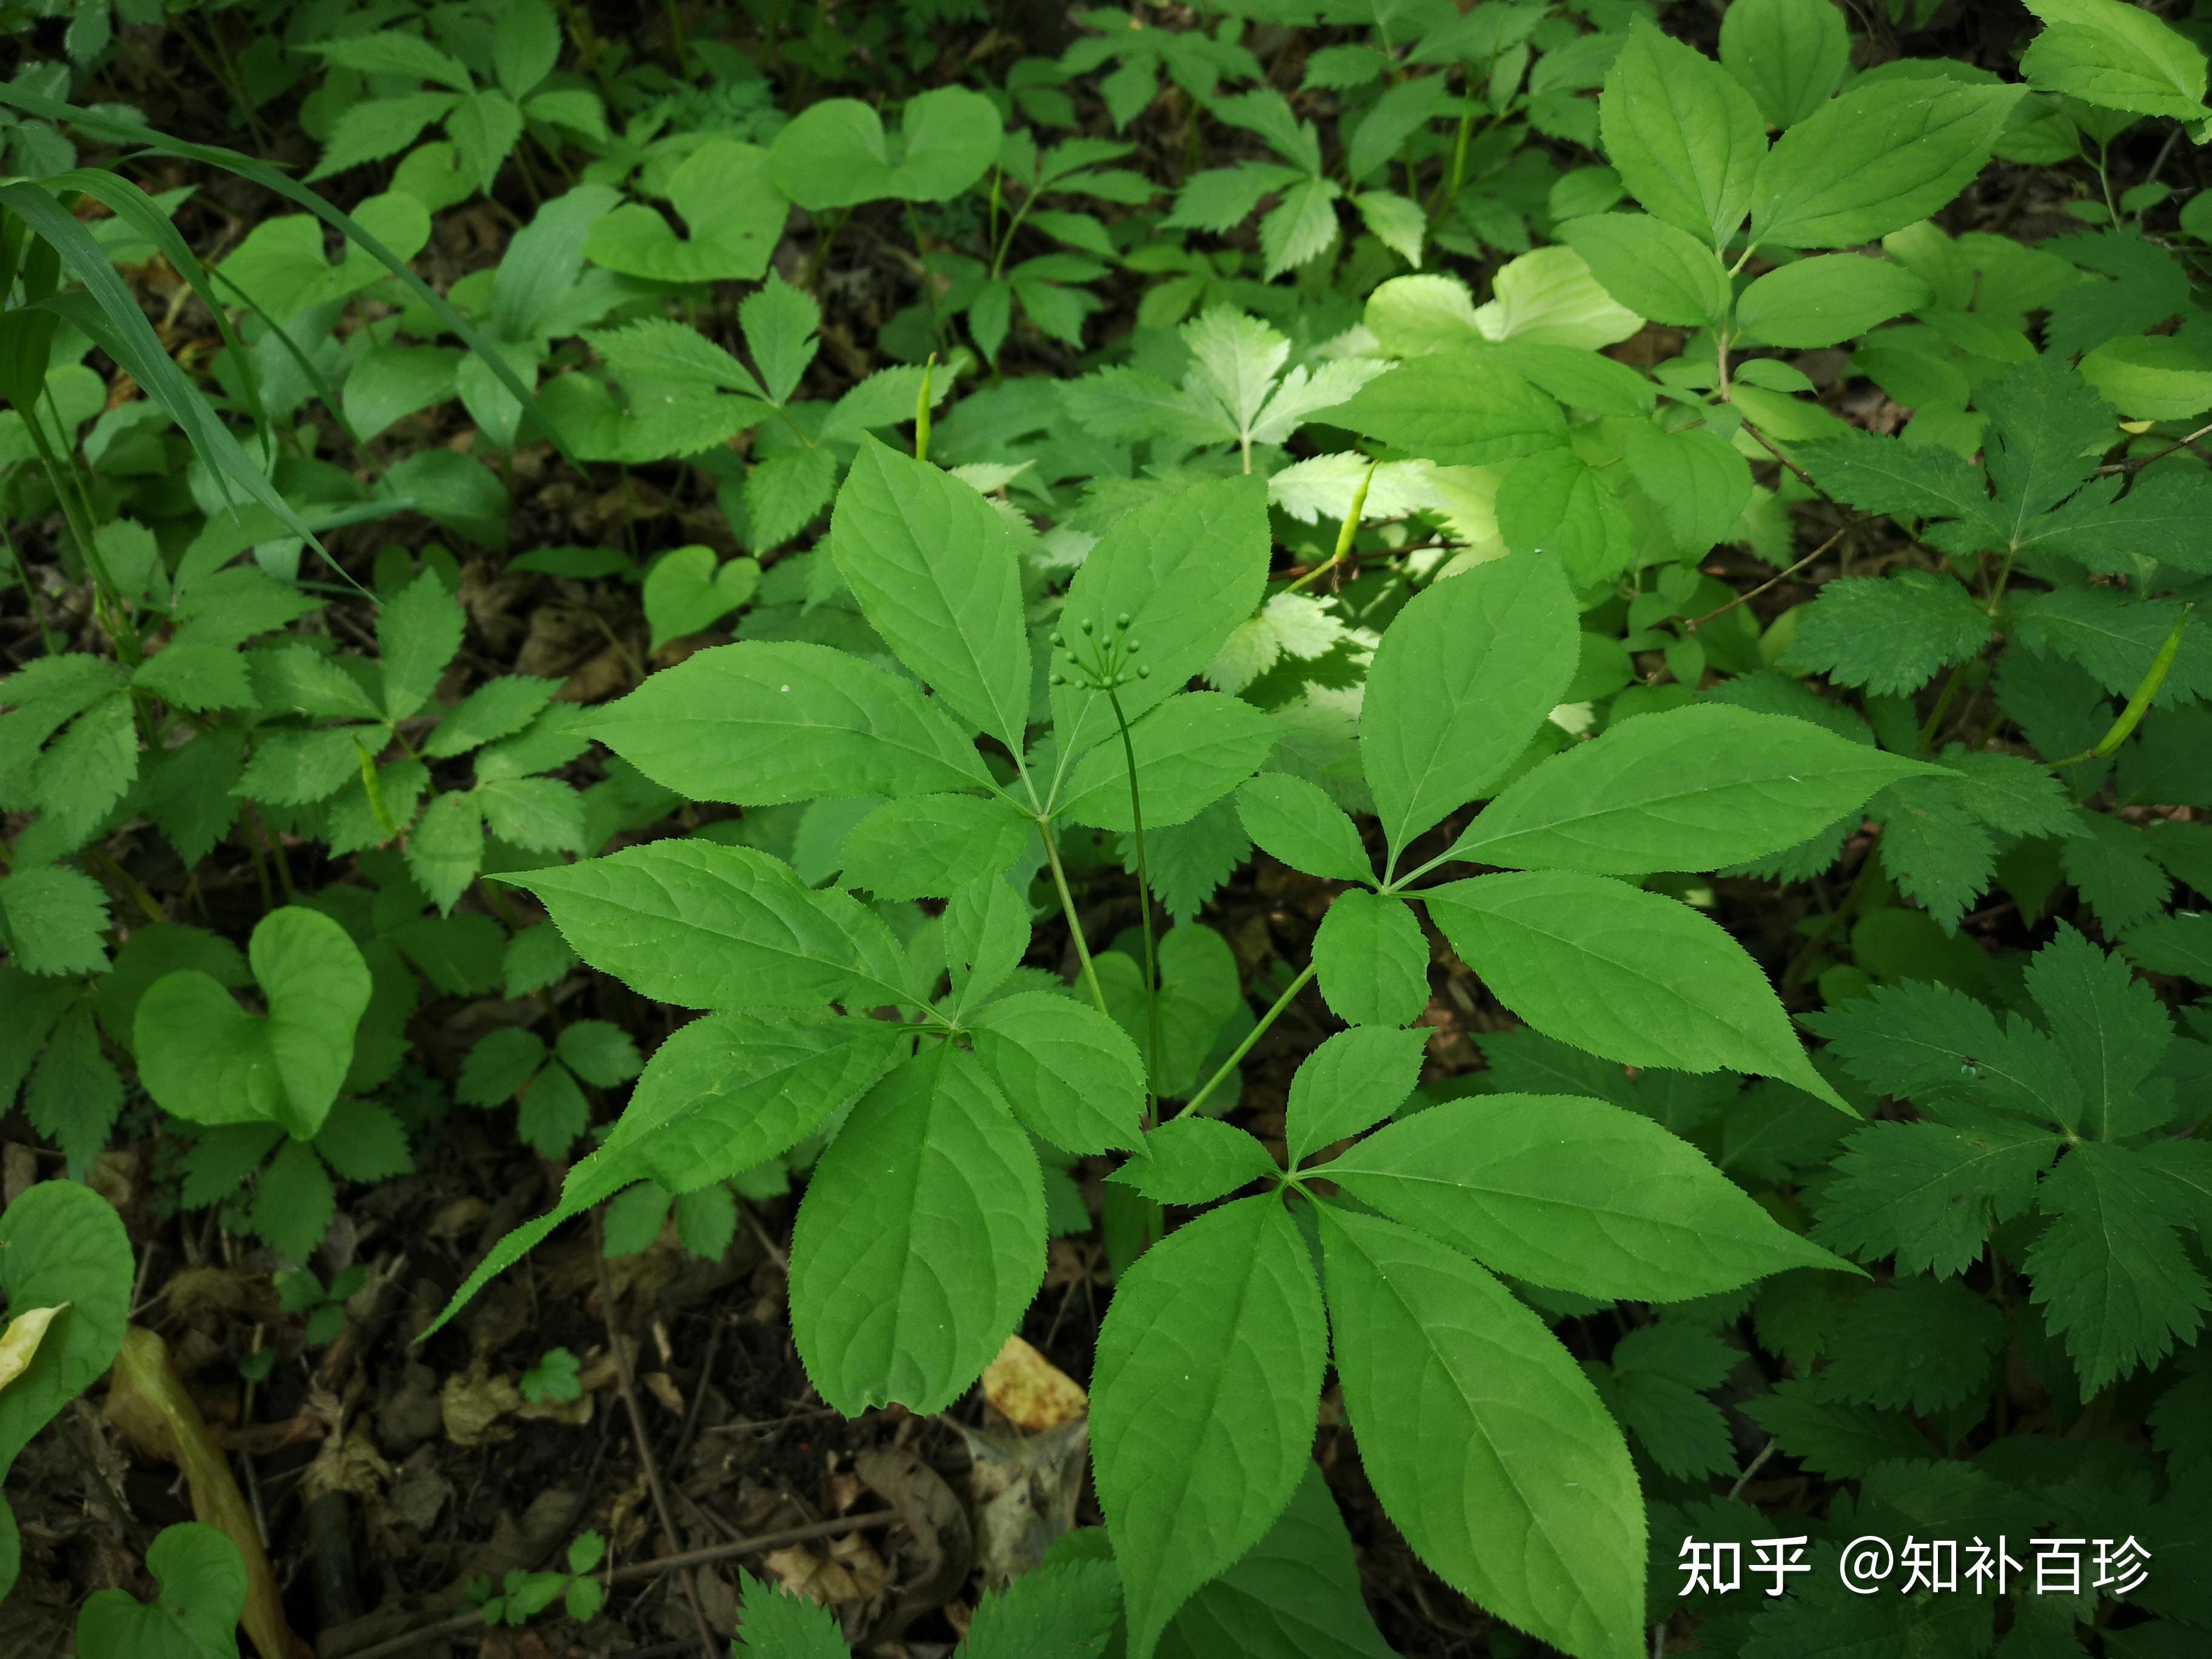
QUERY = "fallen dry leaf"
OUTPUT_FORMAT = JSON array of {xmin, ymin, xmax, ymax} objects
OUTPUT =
[
  {"xmin": 980, "ymin": 1333, "xmax": 1087, "ymax": 1430},
  {"xmin": 0, "ymin": 1302, "xmax": 66, "ymax": 1392}
]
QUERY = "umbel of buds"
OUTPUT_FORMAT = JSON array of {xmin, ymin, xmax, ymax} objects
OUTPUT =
[{"xmin": 1048, "ymin": 611, "xmax": 1151, "ymax": 691}]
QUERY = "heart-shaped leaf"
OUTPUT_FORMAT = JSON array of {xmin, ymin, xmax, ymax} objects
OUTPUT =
[
  {"xmin": 0, "ymin": 1179, "xmax": 132, "ymax": 1482},
  {"xmin": 76, "ymin": 1523, "xmax": 248, "ymax": 1659},
  {"xmin": 583, "ymin": 141, "xmax": 788, "ymax": 284},
  {"xmin": 769, "ymin": 86, "xmax": 1002, "ymax": 210},
  {"xmin": 135, "ymin": 907, "xmax": 372, "ymax": 1140},
  {"xmin": 643, "ymin": 545, "xmax": 762, "ymax": 653}
]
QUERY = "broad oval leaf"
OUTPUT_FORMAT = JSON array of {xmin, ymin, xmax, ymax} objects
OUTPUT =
[
  {"xmin": 789, "ymin": 1045, "xmax": 1045, "ymax": 1414},
  {"xmin": 1093, "ymin": 1196, "xmax": 1327, "ymax": 1659},
  {"xmin": 840, "ymin": 793, "xmax": 1034, "ymax": 900},
  {"xmin": 832, "ymin": 438, "xmax": 1034, "ymax": 755},
  {"xmin": 1447, "ymin": 704, "xmax": 1943, "ymax": 876},
  {"xmin": 1361, "ymin": 554, "xmax": 1579, "ymax": 860},
  {"xmin": 1059, "ymin": 692, "xmax": 1279, "ymax": 831},
  {"xmin": 968, "ymin": 990, "xmax": 1147, "ymax": 1154},
  {"xmin": 504, "ymin": 840, "xmax": 918, "ymax": 1013},
  {"xmin": 1423, "ymin": 870, "xmax": 1848, "ymax": 1110},
  {"xmin": 1236, "ymin": 772, "xmax": 1374, "ymax": 885},
  {"xmin": 1324, "ymin": 1093, "xmax": 1852, "ymax": 1300},
  {"xmin": 1312, "ymin": 890, "xmax": 1430, "ymax": 1027},
  {"xmin": 0, "ymin": 1179, "xmax": 132, "ymax": 1479},
  {"xmin": 580, "ymin": 640, "xmax": 993, "ymax": 806},
  {"xmin": 1317, "ymin": 1204, "xmax": 1645, "ymax": 1659}
]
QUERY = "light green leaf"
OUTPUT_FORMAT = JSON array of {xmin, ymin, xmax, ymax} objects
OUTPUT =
[
  {"xmin": 405, "ymin": 790, "xmax": 483, "ymax": 916},
  {"xmin": 1313, "ymin": 890, "xmax": 1430, "ymax": 1027},
  {"xmin": 1326, "ymin": 1093, "xmax": 1851, "ymax": 1300},
  {"xmin": 789, "ymin": 1045, "xmax": 1044, "ymax": 1413},
  {"xmin": 1619, "ymin": 423, "xmax": 1751, "ymax": 556},
  {"xmin": 1318, "ymin": 1204, "xmax": 1644, "ymax": 1659},
  {"xmin": 1093, "ymin": 1197, "xmax": 1326, "ymax": 1659},
  {"xmin": 580, "ymin": 641, "xmax": 993, "ymax": 806},
  {"xmin": 1284, "ymin": 1025, "xmax": 1430, "ymax": 1166},
  {"xmin": 1449, "ymin": 705, "xmax": 1942, "ymax": 875},
  {"xmin": 1235, "ymin": 773, "xmax": 1373, "ymax": 885},
  {"xmin": 1597, "ymin": 15, "xmax": 1768, "ymax": 247},
  {"xmin": 503, "ymin": 840, "xmax": 918, "ymax": 1013},
  {"xmin": 134, "ymin": 907, "xmax": 372, "ymax": 1140},
  {"xmin": 1495, "ymin": 449, "xmax": 1637, "ymax": 586},
  {"xmin": 0, "ymin": 1178, "xmax": 132, "ymax": 1480},
  {"xmin": 833, "ymin": 438, "xmax": 1033, "ymax": 753},
  {"xmin": 1059, "ymin": 693, "xmax": 1279, "ymax": 833},
  {"xmin": 1749, "ymin": 80, "xmax": 2023, "ymax": 250},
  {"xmin": 1054, "ymin": 474, "xmax": 1273, "ymax": 741},
  {"xmin": 769, "ymin": 86, "xmax": 1002, "ymax": 209},
  {"xmin": 1423, "ymin": 870, "xmax": 1848, "ymax": 1110},
  {"xmin": 968, "ymin": 991, "xmax": 1146, "ymax": 1154},
  {"xmin": 585, "ymin": 141, "xmax": 789, "ymax": 285},
  {"xmin": 492, "ymin": 0, "xmax": 560, "ymax": 98},
  {"xmin": 2020, "ymin": 0, "xmax": 2210, "ymax": 121},
  {"xmin": 1361, "ymin": 555, "xmax": 1580, "ymax": 859},
  {"xmin": 1718, "ymin": 0, "xmax": 1851, "ymax": 127},
  {"xmin": 1560, "ymin": 213, "xmax": 1731, "ymax": 329},
  {"xmin": 1335, "ymin": 351, "xmax": 1565, "ymax": 467},
  {"xmin": 642, "ymin": 546, "xmax": 762, "ymax": 654},
  {"xmin": 1735, "ymin": 255, "xmax": 1935, "ymax": 349}
]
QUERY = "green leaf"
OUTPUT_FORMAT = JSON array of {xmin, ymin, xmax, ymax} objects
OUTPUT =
[
  {"xmin": 1749, "ymin": 80, "xmax": 2022, "ymax": 250},
  {"xmin": 492, "ymin": 0, "xmax": 559, "ymax": 95},
  {"xmin": 1619, "ymin": 423, "xmax": 1751, "ymax": 556},
  {"xmin": 378, "ymin": 570, "xmax": 466, "ymax": 723},
  {"xmin": 1812, "ymin": 1110, "xmax": 2059, "ymax": 1277},
  {"xmin": 503, "ymin": 840, "xmax": 917, "ymax": 1014},
  {"xmin": 1735, "ymin": 255, "xmax": 1934, "ymax": 349},
  {"xmin": 832, "ymin": 438, "xmax": 1033, "ymax": 754},
  {"xmin": 1495, "ymin": 449, "xmax": 1637, "ymax": 586},
  {"xmin": 586, "ymin": 142, "xmax": 789, "ymax": 285},
  {"xmin": 313, "ymin": 1098, "xmax": 413, "ymax": 1184},
  {"xmin": 1783, "ymin": 571, "xmax": 1992, "ymax": 696},
  {"xmin": 1742, "ymin": 1379, "xmax": 1934, "ymax": 1479},
  {"xmin": 944, "ymin": 875, "xmax": 1033, "ymax": 1013},
  {"xmin": 1054, "ymin": 475, "xmax": 1273, "ymax": 739},
  {"xmin": 1424, "ymin": 871, "xmax": 1847, "ymax": 1110},
  {"xmin": 135, "ymin": 907, "xmax": 372, "ymax": 1140},
  {"xmin": 1560, "ymin": 213, "xmax": 1731, "ymax": 329},
  {"xmin": 789, "ymin": 1045, "xmax": 1044, "ymax": 1413},
  {"xmin": 405, "ymin": 791, "xmax": 483, "ymax": 916},
  {"xmin": 1110, "ymin": 1117, "xmax": 1278, "ymax": 1205},
  {"xmin": 1235, "ymin": 773, "xmax": 1372, "ymax": 885},
  {"xmin": 642, "ymin": 546, "xmax": 760, "ymax": 654},
  {"xmin": 1598, "ymin": 15, "xmax": 1768, "ymax": 247},
  {"xmin": 1284, "ymin": 1025, "xmax": 1430, "ymax": 1167},
  {"xmin": 309, "ymin": 30, "xmax": 473, "ymax": 91},
  {"xmin": 968, "ymin": 991, "xmax": 1146, "ymax": 1155},
  {"xmin": 581, "ymin": 641, "xmax": 993, "ymax": 807},
  {"xmin": 76, "ymin": 1523, "xmax": 246, "ymax": 1659},
  {"xmin": 1334, "ymin": 351, "xmax": 1565, "ymax": 467},
  {"xmin": 1718, "ymin": 0, "xmax": 1851, "ymax": 127},
  {"xmin": 734, "ymin": 1567, "xmax": 853, "ymax": 1658},
  {"xmin": 2009, "ymin": 588, "xmax": 2212, "ymax": 708},
  {"xmin": 1156, "ymin": 1463, "xmax": 1398, "ymax": 1659},
  {"xmin": 1092, "ymin": 1197, "xmax": 1326, "ymax": 1659},
  {"xmin": 1449, "ymin": 705, "xmax": 1940, "ymax": 876},
  {"xmin": 1327, "ymin": 1092, "xmax": 1850, "ymax": 1301},
  {"xmin": 1059, "ymin": 694, "xmax": 1279, "ymax": 832},
  {"xmin": 769, "ymin": 86, "xmax": 1003, "ymax": 209},
  {"xmin": 1361, "ymin": 556, "xmax": 1579, "ymax": 861},
  {"xmin": 1817, "ymin": 1274, "xmax": 2008, "ymax": 1413},
  {"xmin": 1317, "ymin": 1204, "xmax": 1644, "ymax": 1659},
  {"xmin": 841, "ymin": 793, "xmax": 1033, "ymax": 900},
  {"xmin": 480, "ymin": 777, "xmax": 586, "ymax": 854},
  {"xmin": 0, "ymin": 863, "xmax": 110, "ymax": 977},
  {"xmin": 1312, "ymin": 890, "xmax": 1430, "ymax": 1027},
  {"xmin": 964, "ymin": 1558, "xmax": 1122, "ymax": 1659},
  {"xmin": 0, "ymin": 1178, "xmax": 132, "ymax": 1479},
  {"xmin": 423, "ymin": 676, "xmax": 559, "ymax": 760},
  {"xmin": 2020, "ymin": 0, "xmax": 2211, "ymax": 121},
  {"xmin": 448, "ymin": 89, "xmax": 523, "ymax": 195},
  {"xmin": 2025, "ymin": 922, "xmax": 2173, "ymax": 1138}
]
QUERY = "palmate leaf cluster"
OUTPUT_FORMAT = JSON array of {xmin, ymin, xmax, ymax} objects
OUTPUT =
[{"xmin": 3, "ymin": 0, "xmax": 2212, "ymax": 1654}]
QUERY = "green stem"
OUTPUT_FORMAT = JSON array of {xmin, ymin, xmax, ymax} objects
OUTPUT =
[
  {"xmin": 1172, "ymin": 962, "xmax": 1318, "ymax": 1121},
  {"xmin": 1042, "ymin": 819, "xmax": 1111, "ymax": 1018},
  {"xmin": 0, "ymin": 509, "xmax": 59, "ymax": 654},
  {"xmin": 1109, "ymin": 690, "xmax": 1161, "ymax": 1124},
  {"xmin": 1282, "ymin": 461, "xmax": 1375, "ymax": 596},
  {"xmin": 2049, "ymin": 604, "xmax": 2193, "ymax": 768}
]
